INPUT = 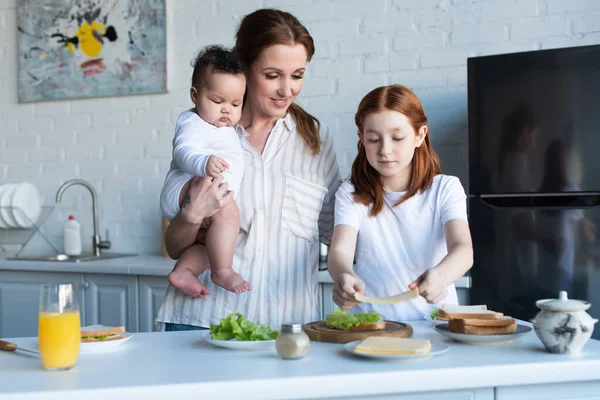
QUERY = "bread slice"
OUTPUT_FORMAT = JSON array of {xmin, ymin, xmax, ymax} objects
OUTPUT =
[
  {"xmin": 449, "ymin": 319, "xmax": 516, "ymax": 335},
  {"xmin": 459, "ymin": 317, "xmax": 516, "ymax": 327},
  {"xmin": 438, "ymin": 309, "xmax": 504, "ymax": 321},
  {"xmin": 346, "ymin": 319, "xmax": 386, "ymax": 331},
  {"xmin": 354, "ymin": 337, "xmax": 431, "ymax": 355},
  {"xmin": 81, "ymin": 325, "xmax": 125, "ymax": 342},
  {"xmin": 442, "ymin": 304, "xmax": 487, "ymax": 313}
]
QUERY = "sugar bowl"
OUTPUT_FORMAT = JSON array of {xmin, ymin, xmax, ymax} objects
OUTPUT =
[{"xmin": 532, "ymin": 291, "xmax": 598, "ymax": 355}]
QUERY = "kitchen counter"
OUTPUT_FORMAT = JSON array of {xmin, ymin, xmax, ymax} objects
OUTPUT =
[
  {"xmin": 1, "ymin": 321, "xmax": 599, "ymax": 400},
  {"xmin": 0, "ymin": 256, "xmax": 471, "ymax": 288}
]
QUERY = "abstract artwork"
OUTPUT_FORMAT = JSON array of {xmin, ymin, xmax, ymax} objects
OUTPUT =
[{"xmin": 17, "ymin": 0, "xmax": 167, "ymax": 103}]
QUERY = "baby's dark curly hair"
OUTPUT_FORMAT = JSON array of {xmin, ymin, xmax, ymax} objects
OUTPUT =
[{"xmin": 191, "ymin": 45, "xmax": 246, "ymax": 88}]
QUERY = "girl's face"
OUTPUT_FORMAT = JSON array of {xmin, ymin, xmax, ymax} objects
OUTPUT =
[
  {"xmin": 360, "ymin": 110, "xmax": 427, "ymax": 191},
  {"xmin": 245, "ymin": 44, "xmax": 307, "ymax": 119}
]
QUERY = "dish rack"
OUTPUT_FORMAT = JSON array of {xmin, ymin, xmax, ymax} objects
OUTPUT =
[{"xmin": 0, "ymin": 205, "xmax": 59, "ymax": 257}]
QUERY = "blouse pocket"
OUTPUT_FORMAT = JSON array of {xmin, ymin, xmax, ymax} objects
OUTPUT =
[{"xmin": 282, "ymin": 174, "xmax": 328, "ymax": 242}]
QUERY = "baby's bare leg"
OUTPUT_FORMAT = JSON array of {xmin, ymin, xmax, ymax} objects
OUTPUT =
[
  {"xmin": 168, "ymin": 244, "xmax": 211, "ymax": 298},
  {"xmin": 206, "ymin": 201, "xmax": 252, "ymax": 294}
]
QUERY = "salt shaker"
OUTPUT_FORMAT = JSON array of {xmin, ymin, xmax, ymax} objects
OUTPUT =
[{"xmin": 276, "ymin": 323, "xmax": 310, "ymax": 360}]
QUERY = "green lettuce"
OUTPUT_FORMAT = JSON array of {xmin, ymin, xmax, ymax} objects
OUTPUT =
[
  {"xmin": 324, "ymin": 309, "xmax": 381, "ymax": 330},
  {"xmin": 209, "ymin": 313, "xmax": 278, "ymax": 341},
  {"xmin": 430, "ymin": 308, "xmax": 440, "ymax": 320}
]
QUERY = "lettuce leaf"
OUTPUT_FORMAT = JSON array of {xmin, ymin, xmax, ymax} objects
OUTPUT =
[
  {"xmin": 430, "ymin": 308, "xmax": 440, "ymax": 320},
  {"xmin": 209, "ymin": 313, "xmax": 278, "ymax": 341},
  {"xmin": 324, "ymin": 309, "xmax": 381, "ymax": 330}
]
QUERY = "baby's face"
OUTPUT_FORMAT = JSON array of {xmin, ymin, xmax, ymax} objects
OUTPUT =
[{"xmin": 193, "ymin": 71, "xmax": 246, "ymax": 127}]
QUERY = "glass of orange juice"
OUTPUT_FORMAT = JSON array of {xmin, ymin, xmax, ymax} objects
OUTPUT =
[{"xmin": 38, "ymin": 283, "xmax": 81, "ymax": 371}]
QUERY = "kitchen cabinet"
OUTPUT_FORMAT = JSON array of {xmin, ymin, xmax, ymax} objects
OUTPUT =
[
  {"xmin": 495, "ymin": 381, "xmax": 600, "ymax": 400},
  {"xmin": 84, "ymin": 274, "xmax": 139, "ymax": 333},
  {"xmin": 139, "ymin": 276, "xmax": 169, "ymax": 332},
  {"xmin": 0, "ymin": 271, "xmax": 85, "ymax": 338}
]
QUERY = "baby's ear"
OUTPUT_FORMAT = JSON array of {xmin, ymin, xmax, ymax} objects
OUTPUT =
[{"xmin": 190, "ymin": 87, "xmax": 198, "ymax": 104}]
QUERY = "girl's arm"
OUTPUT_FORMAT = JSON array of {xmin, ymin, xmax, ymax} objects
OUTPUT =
[
  {"xmin": 328, "ymin": 225, "xmax": 365, "ymax": 309},
  {"xmin": 409, "ymin": 218, "xmax": 473, "ymax": 303}
]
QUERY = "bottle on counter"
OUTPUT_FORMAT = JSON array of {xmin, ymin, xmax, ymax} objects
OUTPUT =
[
  {"xmin": 275, "ymin": 323, "xmax": 310, "ymax": 360},
  {"xmin": 63, "ymin": 215, "xmax": 82, "ymax": 256}
]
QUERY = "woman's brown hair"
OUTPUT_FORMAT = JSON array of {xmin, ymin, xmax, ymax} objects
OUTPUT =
[
  {"xmin": 351, "ymin": 85, "xmax": 441, "ymax": 216},
  {"xmin": 234, "ymin": 9, "xmax": 321, "ymax": 154}
]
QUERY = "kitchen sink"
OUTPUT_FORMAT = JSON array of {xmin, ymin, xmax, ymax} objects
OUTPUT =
[{"xmin": 7, "ymin": 252, "xmax": 137, "ymax": 262}]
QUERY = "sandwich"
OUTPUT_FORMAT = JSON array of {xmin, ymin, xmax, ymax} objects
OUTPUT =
[
  {"xmin": 81, "ymin": 325, "xmax": 126, "ymax": 342},
  {"xmin": 448, "ymin": 317, "xmax": 517, "ymax": 335},
  {"xmin": 324, "ymin": 309, "xmax": 385, "ymax": 331},
  {"xmin": 437, "ymin": 304, "xmax": 503, "ymax": 321},
  {"xmin": 354, "ymin": 337, "xmax": 431, "ymax": 355}
]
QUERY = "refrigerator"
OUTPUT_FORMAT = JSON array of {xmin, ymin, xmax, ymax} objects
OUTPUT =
[{"xmin": 467, "ymin": 45, "xmax": 600, "ymax": 339}]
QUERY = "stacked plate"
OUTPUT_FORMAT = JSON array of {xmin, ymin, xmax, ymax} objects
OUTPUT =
[{"xmin": 0, "ymin": 182, "xmax": 42, "ymax": 229}]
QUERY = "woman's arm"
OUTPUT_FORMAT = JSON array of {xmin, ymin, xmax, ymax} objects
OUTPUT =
[
  {"xmin": 328, "ymin": 224, "xmax": 365, "ymax": 309},
  {"xmin": 164, "ymin": 176, "xmax": 233, "ymax": 259},
  {"xmin": 409, "ymin": 219, "xmax": 473, "ymax": 303},
  {"xmin": 318, "ymin": 130, "xmax": 342, "ymax": 245}
]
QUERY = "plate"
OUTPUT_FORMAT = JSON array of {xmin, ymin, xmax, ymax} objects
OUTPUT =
[
  {"xmin": 343, "ymin": 339, "xmax": 449, "ymax": 360},
  {"xmin": 19, "ymin": 332, "xmax": 132, "ymax": 355},
  {"xmin": 434, "ymin": 323, "xmax": 532, "ymax": 345},
  {"xmin": 423, "ymin": 315, "xmax": 445, "ymax": 325},
  {"xmin": 11, "ymin": 182, "xmax": 41, "ymax": 228},
  {"xmin": 0, "ymin": 184, "xmax": 18, "ymax": 228},
  {"xmin": 200, "ymin": 331, "xmax": 276, "ymax": 350}
]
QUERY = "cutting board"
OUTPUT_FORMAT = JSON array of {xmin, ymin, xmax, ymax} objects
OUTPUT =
[{"xmin": 302, "ymin": 321, "xmax": 413, "ymax": 343}]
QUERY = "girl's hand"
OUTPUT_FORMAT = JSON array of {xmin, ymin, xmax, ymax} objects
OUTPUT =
[
  {"xmin": 332, "ymin": 273, "xmax": 365, "ymax": 310},
  {"xmin": 409, "ymin": 268, "xmax": 448, "ymax": 304},
  {"xmin": 206, "ymin": 155, "xmax": 229, "ymax": 178}
]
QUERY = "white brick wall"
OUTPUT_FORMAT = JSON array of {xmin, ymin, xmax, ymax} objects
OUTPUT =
[{"xmin": 1, "ymin": 0, "xmax": 599, "ymax": 255}]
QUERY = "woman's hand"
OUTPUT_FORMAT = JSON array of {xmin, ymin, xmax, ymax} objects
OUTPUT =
[
  {"xmin": 332, "ymin": 273, "xmax": 365, "ymax": 310},
  {"xmin": 180, "ymin": 175, "xmax": 233, "ymax": 225},
  {"xmin": 409, "ymin": 268, "xmax": 448, "ymax": 304}
]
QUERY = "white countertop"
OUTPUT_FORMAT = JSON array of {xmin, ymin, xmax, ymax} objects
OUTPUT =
[
  {"xmin": 0, "ymin": 256, "xmax": 471, "ymax": 288},
  {"xmin": 1, "ymin": 321, "xmax": 599, "ymax": 400}
]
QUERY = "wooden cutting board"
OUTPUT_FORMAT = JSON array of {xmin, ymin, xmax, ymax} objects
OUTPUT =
[{"xmin": 302, "ymin": 321, "xmax": 413, "ymax": 343}]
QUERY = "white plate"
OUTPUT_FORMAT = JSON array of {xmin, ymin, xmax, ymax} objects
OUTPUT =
[
  {"xmin": 200, "ymin": 331, "xmax": 276, "ymax": 350},
  {"xmin": 423, "ymin": 315, "xmax": 446, "ymax": 325},
  {"xmin": 0, "ymin": 184, "xmax": 11, "ymax": 228},
  {"xmin": 11, "ymin": 182, "xmax": 41, "ymax": 228},
  {"xmin": 0, "ymin": 184, "xmax": 18, "ymax": 228},
  {"xmin": 344, "ymin": 339, "xmax": 449, "ymax": 360},
  {"xmin": 19, "ymin": 331, "xmax": 132, "ymax": 355},
  {"xmin": 434, "ymin": 323, "xmax": 532, "ymax": 345}
]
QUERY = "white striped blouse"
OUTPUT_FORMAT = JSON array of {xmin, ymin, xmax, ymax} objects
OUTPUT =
[{"xmin": 155, "ymin": 113, "xmax": 342, "ymax": 329}]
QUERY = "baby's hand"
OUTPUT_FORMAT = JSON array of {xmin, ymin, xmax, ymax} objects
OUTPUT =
[{"xmin": 206, "ymin": 155, "xmax": 229, "ymax": 178}]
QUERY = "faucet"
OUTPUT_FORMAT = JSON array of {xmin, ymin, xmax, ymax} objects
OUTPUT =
[{"xmin": 56, "ymin": 179, "xmax": 111, "ymax": 257}]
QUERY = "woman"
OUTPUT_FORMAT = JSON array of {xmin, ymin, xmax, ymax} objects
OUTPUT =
[{"xmin": 155, "ymin": 9, "xmax": 341, "ymax": 330}]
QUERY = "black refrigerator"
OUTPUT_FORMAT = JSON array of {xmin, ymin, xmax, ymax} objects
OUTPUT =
[{"xmin": 468, "ymin": 45, "xmax": 600, "ymax": 339}]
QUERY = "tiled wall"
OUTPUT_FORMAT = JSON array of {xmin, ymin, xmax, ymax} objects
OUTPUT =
[{"xmin": 1, "ymin": 0, "xmax": 599, "ymax": 254}]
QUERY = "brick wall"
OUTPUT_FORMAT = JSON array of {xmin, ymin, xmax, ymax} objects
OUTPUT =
[{"xmin": 1, "ymin": 0, "xmax": 599, "ymax": 255}]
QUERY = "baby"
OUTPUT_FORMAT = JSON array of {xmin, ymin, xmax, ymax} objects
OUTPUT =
[{"xmin": 159, "ymin": 45, "xmax": 251, "ymax": 297}]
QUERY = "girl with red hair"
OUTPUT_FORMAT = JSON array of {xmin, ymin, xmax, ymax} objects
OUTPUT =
[{"xmin": 328, "ymin": 85, "xmax": 473, "ymax": 321}]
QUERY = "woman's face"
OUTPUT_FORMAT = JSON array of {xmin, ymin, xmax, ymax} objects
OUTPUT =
[{"xmin": 245, "ymin": 43, "xmax": 308, "ymax": 119}]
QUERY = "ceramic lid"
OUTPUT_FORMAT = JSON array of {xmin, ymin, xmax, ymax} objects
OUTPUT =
[{"xmin": 536, "ymin": 291, "xmax": 591, "ymax": 312}]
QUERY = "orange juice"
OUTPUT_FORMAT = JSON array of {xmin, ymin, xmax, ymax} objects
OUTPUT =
[{"xmin": 38, "ymin": 311, "xmax": 81, "ymax": 370}]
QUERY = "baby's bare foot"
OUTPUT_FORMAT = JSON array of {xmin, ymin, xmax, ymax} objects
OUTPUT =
[
  {"xmin": 211, "ymin": 269, "xmax": 252, "ymax": 294},
  {"xmin": 169, "ymin": 268, "xmax": 210, "ymax": 299}
]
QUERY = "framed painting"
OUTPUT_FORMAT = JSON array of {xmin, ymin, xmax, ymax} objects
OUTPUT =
[{"xmin": 17, "ymin": 0, "xmax": 167, "ymax": 103}]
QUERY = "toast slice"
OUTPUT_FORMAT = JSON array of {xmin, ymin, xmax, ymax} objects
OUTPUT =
[
  {"xmin": 346, "ymin": 319, "xmax": 386, "ymax": 331},
  {"xmin": 448, "ymin": 319, "xmax": 517, "ymax": 335},
  {"xmin": 438, "ymin": 309, "xmax": 504, "ymax": 321},
  {"xmin": 458, "ymin": 317, "xmax": 516, "ymax": 327},
  {"xmin": 442, "ymin": 304, "xmax": 487, "ymax": 313}
]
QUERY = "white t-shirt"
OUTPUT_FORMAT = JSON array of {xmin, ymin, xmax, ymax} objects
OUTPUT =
[
  {"xmin": 334, "ymin": 174, "xmax": 468, "ymax": 321},
  {"xmin": 159, "ymin": 109, "xmax": 245, "ymax": 221}
]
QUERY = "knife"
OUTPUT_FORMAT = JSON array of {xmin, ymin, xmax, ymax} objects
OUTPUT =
[
  {"xmin": 0, "ymin": 340, "xmax": 39, "ymax": 356},
  {"xmin": 354, "ymin": 287, "xmax": 420, "ymax": 304}
]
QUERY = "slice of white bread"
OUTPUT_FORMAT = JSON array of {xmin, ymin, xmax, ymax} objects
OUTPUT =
[
  {"xmin": 81, "ymin": 325, "xmax": 125, "ymax": 342},
  {"xmin": 448, "ymin": 318, "xmax": 517, "ymax": 335},
  {"xmin": 458, "ymin": 317, "xmax": 516, "ymax": 327},
  {"xmin": 346, "ymin": 319, "xmax": 386, "ymax": 331},
  {"xmin": 354, "ymin": 337, "xmax": 431, "ymax": 355},
  {"xmin": 438, "ymin": 309, "xmax": 504, "ymax": 321},
  {"xmin": 442, "ymin": 304, "xmax": 487, "ymax": 312}
]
